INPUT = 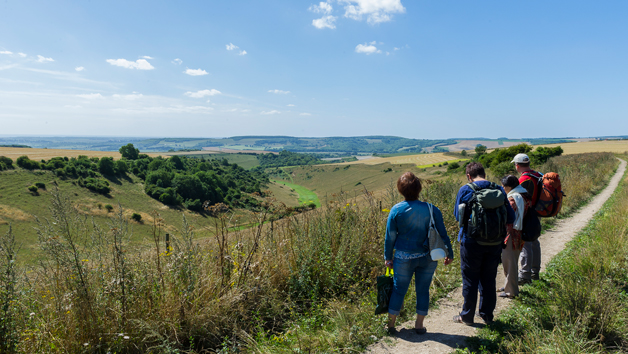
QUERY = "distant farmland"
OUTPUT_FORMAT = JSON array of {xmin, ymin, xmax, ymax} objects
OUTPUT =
[
  {"xmin": 0, "ymin": 147, "xmax": 161, "ymax": 161},
  {"xmin": 539, "ymin": 140, "xmax": 628, "ymax": 155},
  {"xmin": 336, "ymin": 152, "xmax": 461, "ymax": 166}
]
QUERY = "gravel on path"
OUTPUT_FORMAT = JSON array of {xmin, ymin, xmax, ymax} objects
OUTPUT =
[{"xmin": 366, "ymin": 158, "xmax": 627, "ymax": 354}]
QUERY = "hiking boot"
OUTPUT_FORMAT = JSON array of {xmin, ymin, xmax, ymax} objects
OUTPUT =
[{"xmin": 518, "ymin": 277, "xmax": 531, "ymax": 285}]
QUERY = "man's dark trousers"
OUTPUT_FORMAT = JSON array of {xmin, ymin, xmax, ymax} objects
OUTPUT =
[{"xmin": 459, "ymin": 241, "xmax": 503, "ymax": 323}]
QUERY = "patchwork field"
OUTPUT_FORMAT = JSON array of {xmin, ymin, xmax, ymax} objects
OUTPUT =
[
  {"xmin": 337, "ymin": 152, "xmax": 460, "ymax": 166},
  {"xmin": 0, "ymin": 147, "xmax": 161, "ymax": 161},
  {"xmin": 539, "ymin": 140, "xmax": 628, "ymax": 155}
]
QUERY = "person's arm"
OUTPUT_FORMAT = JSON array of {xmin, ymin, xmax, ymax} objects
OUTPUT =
[
  {"xmin": 502, "ymin": 187, "xmax": 516, "ymax": 224},
  {"xmin": 454, "ymin": 187, "xmax": 465, "ymax": 222},
  {"xmin": 433, "ymin": 206, "xmax": 454, "ymax": 260},
  {"xmin": 384, "ymin": 208, "xmax": 398, "ymax": 262}
]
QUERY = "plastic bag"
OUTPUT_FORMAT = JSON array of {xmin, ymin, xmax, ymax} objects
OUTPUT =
[{"xmin": 375, "ymin": 267, "xmax": 394, "ymax": 315}]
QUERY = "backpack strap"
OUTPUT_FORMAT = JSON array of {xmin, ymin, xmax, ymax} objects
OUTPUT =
[
  {"xmin": 462, "ymin": 183, "xmax": 478, "ymax": 233},
  {"xmin": 428, "ymin": 203, "xmax": 435, "ymax": 228}
]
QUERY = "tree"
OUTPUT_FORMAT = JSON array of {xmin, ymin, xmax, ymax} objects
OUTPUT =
[
  {"xmin": 460, "ymin": 150, "xmax": 467, "ymax": 157},
  {"xmin": 119, "ymin": 143, "xmax": 140, "ymax": 160},
  {"xmin": 98, "ymin": 157, "xmax": 116, "ymax": 175},
  {"xmin": 474, "ymin": 145, "xmax": 487, "ymax": 156}
]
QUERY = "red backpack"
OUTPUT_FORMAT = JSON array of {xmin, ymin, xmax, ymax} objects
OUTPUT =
[{"xmin": 523, "ymin": 172, "xmax": 565, "ymax": 217}]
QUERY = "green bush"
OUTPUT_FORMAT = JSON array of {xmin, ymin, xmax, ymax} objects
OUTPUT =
[
  {"xmin": 131, "ymin": 213, "xmax": 142, "ymax": 222},
  {"xmin": 98, "ymin": 157, "xmax": 115, "ymax": 175},
  {"xmin": 104, "ymin": 204, "xmax": 113, "ymax": 212},
  {"xmin": 27, "ymin": 185, "xmax": 38, "ymax": 193},
  {"xmin": 491, "ymin": 161, "xmax": 515, "ymax": 178},
  {"xmin": 82, "ymin": 177, "xmax": 110, "ymax": 195},
  {"xmin": 16, "ymin": 156, "xmax": 40, "ymax": 170},
  {"xmin": 35, "ymin": 182, "xmax": 46, "ymax": 189},
  {"xmin": 0, "ymin": 156, "xmax": 14, "ymax": 170},
  {"xmin": 447, "ymin": 162, "xmax": 460, "ymax": 171}
]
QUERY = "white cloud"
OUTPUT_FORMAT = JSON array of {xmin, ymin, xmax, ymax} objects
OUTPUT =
[
  {"xmin": 312, "ymin": 15, "xmax": 337, "ymax": 29},
  {"xmin": 261, "ymin": 110, "xmax": 281, "ymax": 115},
  {"xmin": 309, "ymin": 2, "xmax": 333, "ymax": 14},
  {"xmin": 184, "ymin": 89, "xmax": 221, "ymax": 98},
  {"xmin": 17, "ymin": 53, "xmax": 27, "ymax": 57},
  {"xmin": 242, "ymin": 109, "xmax": 251, "ymax": 112},
  {"xmin": 300, "ymin": 113, "xmax": 312, "ymax": 116},
  {"xmin": 113, "ymin": 93, "xmax": 143, "ymax": 100},
  {"xmin": 355, "ymin": 43, "xmax": 381, "ymax": 54},
  {"xmin": 172, "ymin": 58, "xmax": 182, "ymax": 65},
  {"xmin": 77, "ymin": 93, "xmax": 104, "ymax": 99},
  {"xmin": 268, "ymin": 89, "xmax": 290, "ymax": 94},
  {"xmin": 226, "ymin": 43, "xmax": 239, "ymax": 51},
  {"xmin": 184, "ymin": 68, "xmax": 208, "ymax": 76},
  {"xmin": 106, "ymin": 58, "xmax": 154, "ymax": 70},
  {"xmin": 0, "ymin": 51, "xmax": 12, "ymax": 55},
  {"xmin": 339, "ymin": 0, "xmax": 405, "ymax": 24},
  {"xmin": 75, "ymin": 66, "xmax": 85, "ymax": 72},
  {"xmin": 393, "ymin": 47, "xmax": 400, "ymax": 51},
  {"xmin": 239, "ymin": 50, "xmax": 247, "ymax": 56},
  {"xmin": 37, "ymin": 55, "xmax": 54, "ymax": 63},
  {"xmin": 386, "ymin": 51, "xmax": 390, "ymax": 55},
  {"xmin": 142, "ymin": 56, "xmax": 154, "ymax": 59},
  {"xmin": 223, "ymin": 108, "xmax": 238, "ymax": 112},
  {"xmin": 287, "ymin": 104, "xmax": 295, "ymax": 107},
  {"xmin": 114, "ymin": 105, "xmax": 214, "ymax": 115}
]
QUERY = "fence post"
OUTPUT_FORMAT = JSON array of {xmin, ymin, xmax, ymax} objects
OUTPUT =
[
  {"xmin": 379, "ymin": 200, "xmax": 382, "ymax": 212},
  {"xmin": 165, "ymin": 233, "xmax": 170, "ymax": 252}
]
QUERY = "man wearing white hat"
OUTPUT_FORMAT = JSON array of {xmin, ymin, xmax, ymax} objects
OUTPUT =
[{"xmin": 511, "ymin": 153, "xmax": 543, "ymax": 284}]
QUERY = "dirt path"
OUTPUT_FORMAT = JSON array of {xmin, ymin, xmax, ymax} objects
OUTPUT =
[{"xmin": 366, "ymin": 158, "xmax": 627, "ymax": 354}]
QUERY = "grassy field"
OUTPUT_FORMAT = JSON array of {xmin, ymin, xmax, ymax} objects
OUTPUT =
[
  {"xmin": 0, "ymin": 169, "xmax": 299, "ymax": 263},
  {"xmin": 0, "ymin": 147, "xmax": 161, "ymax": 161},
  {"xmin": 167, "ymin": 152, "xmax": 261, "ymax": 169},
  {"xmin": 271, "ymin": 179, "xmax": 321, "ymax": 207}
]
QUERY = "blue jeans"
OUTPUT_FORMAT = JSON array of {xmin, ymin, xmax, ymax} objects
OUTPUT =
[
  {"xmin": 388, "ymin": 256, "xmax": 438, "ymax": 316},
  {"xmin": 459, "ymin": 241, "xmax": 503, "ymax": 323}
]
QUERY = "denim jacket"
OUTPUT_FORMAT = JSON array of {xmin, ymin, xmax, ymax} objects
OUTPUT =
[{"xmin": 384, "ymin": 200, "xmax": 454, "ymax": 261}]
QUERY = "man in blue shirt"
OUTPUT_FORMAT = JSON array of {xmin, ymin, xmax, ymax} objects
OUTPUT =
[{"xmin": 453, "ymin": 162, "xmax": 515, "ymax": 325}]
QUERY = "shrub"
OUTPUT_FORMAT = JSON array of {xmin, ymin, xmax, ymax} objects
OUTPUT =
[
  {"xmin": 491, "ymin": 161, "xmax": 515, "ymax": 177},
  {"xmin": 35, "ymin": 182, "xmax": 46, "ymax": 189},
  {"xmin": 184, "ymin": 199, "xmax": 202, "ymax": 212},
  {"xmin": 131, "ymin": 213, "xmax": 142, "ymax": 222},
  {"xmin": 83, "ymin": 177, "xmax": 111, "ymax": 195},
  {"xmin": 27, "ymin": 185, "xmax": 38, "ymax": 193},
  {"xmin": 16, "ymin": 156, "xmax": 40, "ymax": 170},
  {"xmin": 98, "ymin": 157, "xmax": 115, "ymax": 175},
  {"xmin": 104, "ymin": 204, "xmax": 113, "ymax": 212},
  {"xmin": 114, "ymin": 159, "xmax": 128, "ymax": 175},
  {"xmin": 447, "ymin": 162, "xmax": 460, "ymax": 171},
  {"xmin": 0, "ymin": 156, "xmax": 14, "ymax": 170}
]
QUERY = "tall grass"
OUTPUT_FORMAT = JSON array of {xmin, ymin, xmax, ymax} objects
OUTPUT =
[{"xmin": 0, "ymin": 153, "xmax": 620, "ymax": 353}]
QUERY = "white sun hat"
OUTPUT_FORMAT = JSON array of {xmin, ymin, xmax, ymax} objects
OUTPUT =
[{"xmin": 511, "ymin": 153, "xmax": 530, "ymax": 164}]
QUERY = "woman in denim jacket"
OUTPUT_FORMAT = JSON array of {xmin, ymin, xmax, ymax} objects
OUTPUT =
[{"xmin": 384, "ymin": 172, "xmax": 454, "ymax": 334}]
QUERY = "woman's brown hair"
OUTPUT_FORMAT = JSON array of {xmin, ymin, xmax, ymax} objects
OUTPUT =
[{"xmin": 397, "ymin": 172, "xmax": 422, "ymax": 201}]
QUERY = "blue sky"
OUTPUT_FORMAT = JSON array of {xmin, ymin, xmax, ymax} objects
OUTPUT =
[{"xmin": 1, "ymin": 0, "xmax": 627, "ymax": 139}]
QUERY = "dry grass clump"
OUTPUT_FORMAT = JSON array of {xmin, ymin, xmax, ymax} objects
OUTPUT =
[{"xmin": 0, "ymin": 204, "xmax": 34, "ymax": 222}]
